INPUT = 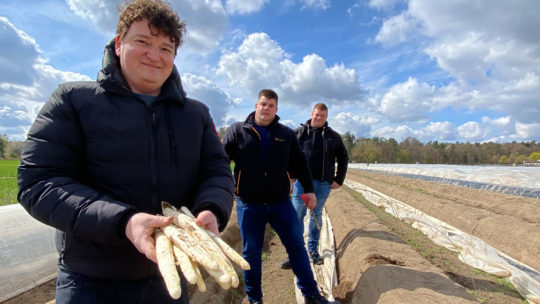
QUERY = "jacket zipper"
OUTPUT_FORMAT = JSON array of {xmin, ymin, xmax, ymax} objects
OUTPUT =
[
  {"xmin": 321, "ymin": 127, "xmax": 328, "ymax": 181},
  {"xmin": 149, "ymin": 110, "xmax": 159, "ymax": 208}
]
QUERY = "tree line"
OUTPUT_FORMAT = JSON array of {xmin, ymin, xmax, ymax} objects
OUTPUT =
[
  {"xmin": 3, "ymin": 132, "xmax": 540, "ymax": 165},
  {"xmin": 0, "ymin": 135, "xmax": 23, "ymax": 159},
  {"xmin": 341, "ymin": 132, "xmax": 540, "ymax": 165}
]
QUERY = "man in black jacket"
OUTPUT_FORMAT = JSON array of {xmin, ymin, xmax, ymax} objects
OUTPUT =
[
  {"xmin": 17, "ymin": 1, "xmax": 234, "ymax": 303},
  {"xmin": 283, "ymin": 103, "xmax": 348, "ymax": 268},
  {"xmin": 222, "ymin": 89, "xmax": 338, "ymax": 304}
]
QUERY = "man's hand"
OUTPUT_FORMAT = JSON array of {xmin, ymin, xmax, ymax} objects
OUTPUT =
[
  {"xmin": 331, "ymin": 181, "xmax": 341, "ymax": 189},
  {"xmin": 125, "ymin": 213, "xmax": 173, "ymax": 263},
  {"xmin": 195, "ymin": 210, "xmax": 220, "ymax": 236},
  {"xmin": 301, "ymin": 193, "xmax": 317, "ymax": 210}
]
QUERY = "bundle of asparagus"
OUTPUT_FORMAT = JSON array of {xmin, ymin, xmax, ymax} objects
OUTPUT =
[{"xmin": 155, "ymin": 201, "xmax": 250, "ymax": 299}]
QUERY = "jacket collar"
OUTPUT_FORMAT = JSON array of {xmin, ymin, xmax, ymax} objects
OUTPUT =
[
  {"xmin": 244, "ymin": 111, "xmax": 281, "ymax": 127},
  {"xmin": 97, "ymin": 38, "xmax": 187, "ymax": 104},
  {"xmin": 304, "ymin": 119, "xmax": 328, "ymax": 130}
]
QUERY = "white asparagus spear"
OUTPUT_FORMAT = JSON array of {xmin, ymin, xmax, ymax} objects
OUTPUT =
[
  {"xmin": 161, "ymin": 224, "xmax": 218, "ymax": 272},
  {"xmin": 208, "ymin": 230, "xmax": 250, "ymax": 270},
  {"xmin": 177, "ymin": 205, "xmax": 250, "ymax": 270},
  {"xmin": 163, "ymin": 202, "xmax": 234, "ymax": 284},
  {"xmin": 172, "ymin": 245, "xmax": 197, "ymax": 285},
  {"xmin": 155, "ymin": 229, "xmax": 181, "ymax": 299},
  {"xmin": 191, "ymin": 259, "xmax": 206, "ymax": 292}
]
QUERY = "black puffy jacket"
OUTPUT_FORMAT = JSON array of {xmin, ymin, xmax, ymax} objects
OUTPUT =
[
  {"xmin": 222, "ymin": 112, "xmax": 314, "ymax": 204},
  {"xmin": 17, "ymin": 39, "xmax": 234, "ymax": 280},
  {"xmin": 296, "ymin": 120, "xmax": 348, "ymax": 185}
]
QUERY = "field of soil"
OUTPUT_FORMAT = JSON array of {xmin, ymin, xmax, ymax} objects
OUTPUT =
[{"xmin": 4, "ymin": 168, "xmax": 539, "ymax": 304}]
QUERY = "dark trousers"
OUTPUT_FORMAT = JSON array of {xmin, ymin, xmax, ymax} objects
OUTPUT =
[
  {"xmin": 236, "ymin": 196, "xmax": 319, "ymax": 303},
  {"xmin": 55, "ymin": 268, "xmax": 189, "ymax": 304}
]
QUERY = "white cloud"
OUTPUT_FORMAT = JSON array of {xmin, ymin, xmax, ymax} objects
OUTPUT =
[
  {"xmin": 368, "ymin": 0, "xmax": 401, "ymax": 10},
  {"xmin": 514, "ymin": 122, "xmax": 540, "ymax": 141},
  {"xmin": 299, "ymin": 0, "xmax": 330, "ymax": 10},
  {"xmin": 66, "ymin": 0, "xmax": 119, "ymax": 34},
  {"xmin": 279, "ymin": 119, "xmax": 298, "ymax": 130},
  {"xmin": 408, "ymin": 0, "xmax": 540, "ymax": 44},
  {"xmin": 66, "ymin": 0, "xmax": 228, "ymax": 54},
  {"xmin": 371, "ymin": 121, "xmax": 459, "ymax": 142},
  {"xmin": 281, "ymin": 54, "xmax": 364, "ymax": 104},
  {"xmin": 375, "ymin": 12, "xmax": 420, "ymax": 46},
  {"xmin": 457, "ymin": 121, "xmax": 490, "ymax": 141},
  {"xmin": 332, "ymin": 112, "xmax": 379, "ymax": 137},
  {"xmin": 0, "ymin": 17, "xmax": 90, "ymax": 140},
  {"xmin": 482, "ymin": 116, "xmax": 513, "ymax": 135},
  {"xmin": 419, "ymin": 121, "xmax": 456, "ymax": 141},
  {"xmin": 181, "ymin": 73, "xmax": 234, "ymax": 126},
  {"xmin": 217, "ymin": 32, "xmax": 288, "ymax": 95},
  {"xmin": 217, "ymin": 33, "xmax": 365, "ymax": 106},
  {"xmin": 225, "ymin": 0, "xmax": 269, "ymax": 15},
  {"xmin": 173, "ymin": 0, "xmax": 228, "ymax": 54},
  {"xmin": 0, "ymin": 17, "xmax": 40, "ymax": 85},
  {"xmin": 370, "ymin": 0, "xmax": 540, "ymax": 142},
  {"xmin": 378, "ymin": 77, "xmax": 433, "ymax": 122},
  {"xmin": 372, "ymin": 124, "xmax": 415, "ymax": 141},
  {"xmin": 510, "ymin": 72, "xmax": 540, "ymax": 91}
]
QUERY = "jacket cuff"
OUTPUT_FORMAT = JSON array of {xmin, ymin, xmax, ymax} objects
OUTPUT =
[{"xmin": 117, "ymin": 209, "xmax": 138, "ymax": 241}]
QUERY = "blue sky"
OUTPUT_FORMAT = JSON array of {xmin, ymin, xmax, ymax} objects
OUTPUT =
[{"xmin": 1, "ymin": 0, "xmax": 539, "ymax": 143}]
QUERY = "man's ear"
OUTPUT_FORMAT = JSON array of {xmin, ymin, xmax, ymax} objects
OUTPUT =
[{"xmin": 114, "ymin": 35, "xmax": 121, "ymax": 56}]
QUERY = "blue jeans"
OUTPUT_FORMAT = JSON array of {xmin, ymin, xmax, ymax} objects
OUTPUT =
[
  {"xmin": 292, "ymin": 180, "xmax": 332, "ymax": 252},
  {"xmin": 236, "ymin": 197, "xmax": 319, "ymax": 302},
  {"xmin": 55, "ymin": 268, "xmax": 189, "ymax": 304}
]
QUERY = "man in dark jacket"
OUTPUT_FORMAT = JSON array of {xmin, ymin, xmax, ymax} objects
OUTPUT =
[
  {"xmin": 222, "ymin": 89, "xmax": 338, "ymax": 304},
  {"xmin": 17, "ymin": 1, "xmax": 234, "ymax": 303},
  {"xmin": 283, "ymin": 103, "xmax": 348, "ymax": 268}
]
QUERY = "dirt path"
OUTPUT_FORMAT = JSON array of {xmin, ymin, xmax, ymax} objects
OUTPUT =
[{"xmin": 4, "ymin": 168, "xmax": 536, "ymax": 304}]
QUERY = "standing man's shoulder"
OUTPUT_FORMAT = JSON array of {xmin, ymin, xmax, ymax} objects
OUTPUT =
[
  {"xmin": 183, "ymin": 97, "xmax": 212, "ymax": 115},
  {"xmin": 46, "ymin": 81, "xmax": 104, "ymax": 109},
  {"xmin": 276, "ymin": 122, "xmax": 297, "ymax": 138},
  {"xmin": 326, "ymin": 125, "xmax": 343, "ymax": 139},
  {"xmin": 226, "ymin": 121, "xmax": 244, "ymax": 132},
  {"xmin": 222, "ymin": 121, "xmax": 244, "ymax": 144},
  {"xmin": 57, "ymin": 81, "xmax": 102, "ymax": 96},
  {"xmin": 295, "ymin": 123, "xmax": 309, "ymax": 138}
]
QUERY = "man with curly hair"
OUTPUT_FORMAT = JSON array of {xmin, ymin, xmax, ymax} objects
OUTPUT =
[{"xmin": 17, "ymin": 1, "xmax": 234, "ymax": 303}]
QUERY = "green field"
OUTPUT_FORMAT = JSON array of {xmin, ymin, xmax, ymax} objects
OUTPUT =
[{"xmin": 0, "ymin": 159, "xmax": 19, "ymax": 206}]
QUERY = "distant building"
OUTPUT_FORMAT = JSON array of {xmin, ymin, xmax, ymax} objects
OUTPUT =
[{"xmin": 522, "ymin": 160, "xmax": 540, "ymax": 167}]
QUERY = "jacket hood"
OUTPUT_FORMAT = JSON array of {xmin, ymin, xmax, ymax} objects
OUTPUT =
[
  {"xmin": 244, "ymin": 111, "xmax": 281, "ymax": 127},
  {"xmin": 97, "ymin": 38, "xmax": 187, "ymax": 103}
]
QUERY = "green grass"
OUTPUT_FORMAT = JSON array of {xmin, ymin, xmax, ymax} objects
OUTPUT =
[{"xmin": 0, "ymin": 159, "xmax": 19, "ymax": 206}]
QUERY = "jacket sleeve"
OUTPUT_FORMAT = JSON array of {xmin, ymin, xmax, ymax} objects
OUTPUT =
[
  {"xmin": 222, "ymin": 124, "xmax": 237, "ymax": 162},
  {"xmin": 17, "ymin": 85, "xmax": 137, "ymax": 245},
  {"xmin": 333, "ymin": 132, "xmax": 349, "ymax": 185},
  {"xmin": 289, "ymin": 129, "xmax": 314, "ymax": 193},
  {"xmin": 190, "ymin": 109, "xmax": 234, "ymax": 232}
]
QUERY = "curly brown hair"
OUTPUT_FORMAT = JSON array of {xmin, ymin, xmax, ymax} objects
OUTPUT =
[{"xmin": 116, "ymin": 0, "xmax": 186, "ymax": 54}]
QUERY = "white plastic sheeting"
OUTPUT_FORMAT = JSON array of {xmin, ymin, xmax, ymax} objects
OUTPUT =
[
  {"xmin": 346, "ymin": 179, "xmax": 540, "ymax": 304},
  {"xmin": 349, "ymin": 163, "xmax": 540, "ymax": 190},
  {"xmin": 0, "ymin": 204, "xmax": 58, "ymax": 302},
  {"xmin": 294, "ymin": 207, "xmax": 338, "ymax": 303}
]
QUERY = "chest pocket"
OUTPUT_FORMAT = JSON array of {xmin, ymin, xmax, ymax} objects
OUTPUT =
[{"xmin": 326, "ymin": 137, "xmax": 337, "ymax": 153}]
